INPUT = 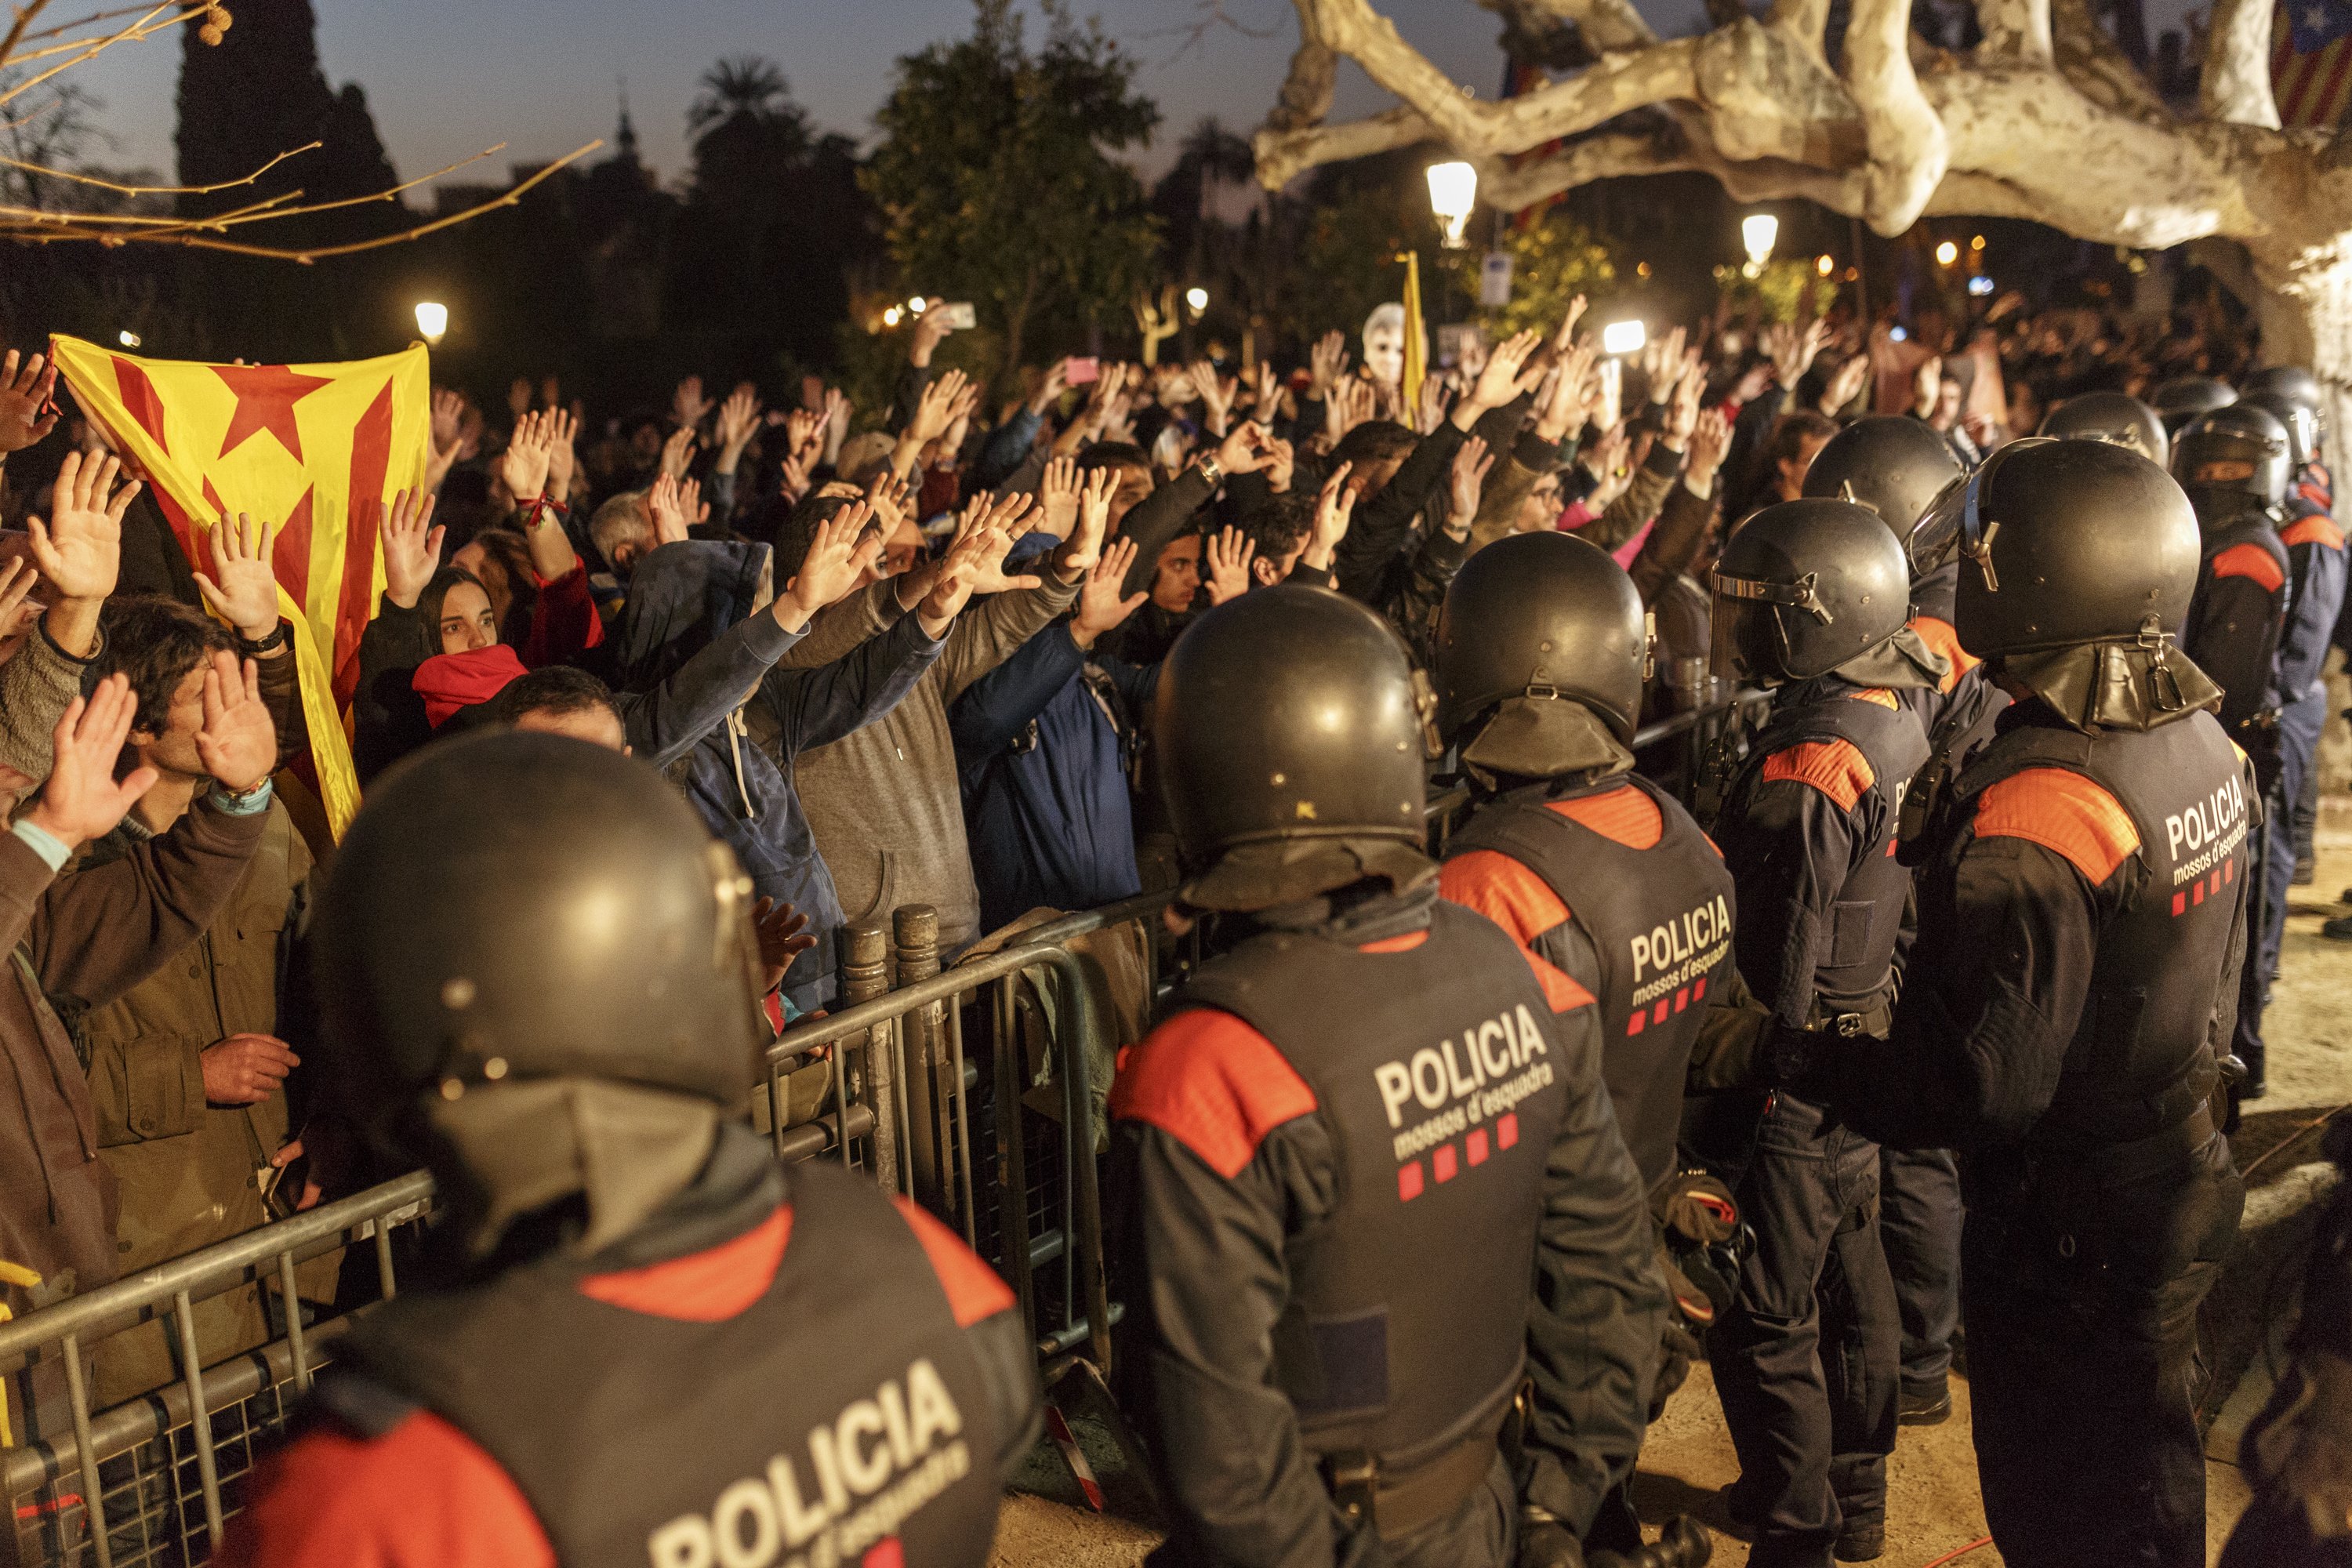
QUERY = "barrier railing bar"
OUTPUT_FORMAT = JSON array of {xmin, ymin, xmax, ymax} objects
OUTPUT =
[
  {"xmin": 0, "ymin": 1174, "xmax": 434, "ymax": 1366},
  {"xmin": 60, "ymin": 1328, "xmax": 108, "ymax": 1568},
  {"xmin": 276, "ymin": 1251, "xmax": 310, "ymax": 1396},
  {"xmin": 946, "ymin": 1003, "xmax": 979, "ymax": 1248},
  {"xmin": 172, "ymin": 1289, "xmax": 224, "ymax": 1550}
]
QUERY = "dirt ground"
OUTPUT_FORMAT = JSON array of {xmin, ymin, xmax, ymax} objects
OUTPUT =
[{"xmin": 991, "ymin": 800, "xmax": 2352, "ymax": 1568}]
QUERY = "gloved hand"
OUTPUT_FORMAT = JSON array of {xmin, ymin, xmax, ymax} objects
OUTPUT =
[
  {"xmin": 1763, "ymin": 1020, "xmax": 1831, "ymax": 1086},
  {"xmin": 1518, "ymin": 1516, "xmax": 1584, "ymax": 1568}
]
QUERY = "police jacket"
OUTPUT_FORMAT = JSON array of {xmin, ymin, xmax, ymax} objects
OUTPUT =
[
  {"xmin": 217, "ymin": 1135, "xmax": 1041, "ymax": 1568},
  {"xmin": 2185, "ymin": 515, "xmax": 2290, "ymax": 733},
  {"xmin": 1714, "ymin": 676, "xmax": 1931, "ymax": 1034},
  {"xmin": 1441, "ymin": 772, "xmax": 1736, "ymax": 1192},
  {"xmin": 1900, "ymin": 562, "xmax": 2011, "ymax": 773},
  {"xmin": 2275, "ymin": 503, "xmax": 2348, "ymax": 712},
  {"xmin": 1110, "ymin": 884, "xmax": 1664, "ymax": 1567},
  {"xmin": 1837, "ymin": 699, "xmax": 2253, "ymax": 1274}
]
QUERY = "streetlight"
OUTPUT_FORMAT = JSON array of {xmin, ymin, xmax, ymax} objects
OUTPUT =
[
  {"xmin": 1185, "ymin": 285, "xmax": 1210, "ymax": 317},
  {"xmin": 1742, "ymin": 213, "xmax": 1779, "ymax": 273},
  {"xmin": 1425, "ymin": 161, "xmax": 1478, "ymax": 249},
  {"xmin": 907, "ymin": 296, "xmax": 927, "ymax": 316},
  {"xmin": 117, "ymin": 330, "xmax": 141, "ymax": 349},
  {"xmin": 1935, "ymin": 240, "xmax": 1960, "ymax": 266},
  {"xmin": 1816, "ymin": 254, "xmax": 1835, "ymax": 277},
  {"xmin": 414, "ymin": 302, "xmax": 448, "ymax": 344}
]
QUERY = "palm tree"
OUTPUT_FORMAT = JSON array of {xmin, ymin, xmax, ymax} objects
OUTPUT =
[{"xmin": 688, "ymin": 56, "xmax": 795, "ymax": 138}]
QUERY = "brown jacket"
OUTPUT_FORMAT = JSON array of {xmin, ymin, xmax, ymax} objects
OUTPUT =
[
  {"xmin": 78, "ymin": 803, "xmax": 318, "ymax": 1403},
  {"xmin": 0, "ymin": 800, "xmax": 269, "ymax": 1320}
]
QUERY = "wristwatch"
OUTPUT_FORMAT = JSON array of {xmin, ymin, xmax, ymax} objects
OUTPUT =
[
  {"xmin": 1194, "ymin": 452, "xmax": 1225, "ymax": 488},
  {"xmin": 236, "ymin": 622, "xmax": 289, "ymax": 655}
]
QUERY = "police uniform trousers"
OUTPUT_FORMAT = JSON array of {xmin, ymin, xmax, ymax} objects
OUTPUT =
[
  {"xmin": 2241, "ymin": 682, "xmax": 2327, "ymax": 1082},
  {"xmin": 1708, "ymin": 1091, "xmax": 1900, "ymax": 1567},
  {"xmin": 1962, "ymin": 1126, "xmax": 2240, "ymax": 1568},
  {"xmin": 1876, "ymin": 1145, "xmax": 1962, "ymax": 1402}
]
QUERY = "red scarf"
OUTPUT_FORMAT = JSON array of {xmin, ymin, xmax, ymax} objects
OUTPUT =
[{"xmin": 412, "ymin": 644, "xmax": 528, "ymax": 728}]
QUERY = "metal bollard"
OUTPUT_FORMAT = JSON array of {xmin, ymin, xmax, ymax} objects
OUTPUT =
[
  {"xmin": 839, "ymin": 921, "xmax": 898, "ymax": 1193},
  {"xmin": 892, "ymin": 905, "xmax": 954, "ymax": 1220}
]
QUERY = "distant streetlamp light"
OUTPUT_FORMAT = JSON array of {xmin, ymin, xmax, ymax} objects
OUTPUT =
[
  {"xmin": 1185, "ymin": 285, "xmax": 1210, "ymax": 317},
  {"xmin": 1425, "ymin": 161, "xmax": 1478, "ymax": 249},
  {"xmin": 117, "ymin": 329, "xmax": 141, "ymax": 349},
  {"xmin": 1816, "ymin": 254, "xmax": 1835, "ymax": 277},
  {"xmin": 1741, "ymin": 213, "xmax": 1778, "ymax": 278},
  {"xmin": 1935, "ymin": 240, "xmax": 1961, "ymax": 266},
  {"xmin": 907, "ymin": 296, "xmax": 927, "ymax": 315},
  {"xmin": 414, "ymin": 302, "xmax": 448, "ymax": 344}
]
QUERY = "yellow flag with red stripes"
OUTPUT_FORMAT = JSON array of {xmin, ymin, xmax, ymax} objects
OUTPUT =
[{"xmin": 47, "ymin": 337, "xmax": 430, "ymax": 837}]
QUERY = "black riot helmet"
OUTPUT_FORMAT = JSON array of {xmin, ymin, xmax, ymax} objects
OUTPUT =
[
  {"xmin": 2172, "ymin": 404, "xmax": 2291, "ymax": 531},
  {"xmin": 1711, "ymin": 499, "xmax": 1911, "ymax": 684},
  {"xmin": 2039, "ymin": 390, "xmax": 2169, "ymax": 468},
  {"xmin": 1909, "ymin": 437, "xmax": 2199, "ymax": 659},
  {"xmin": 2151, "ymin": 376, "xmax": 2237, "ymax": 435},
  {"xmin": 1435, "ymin": 531, "xmax": 1648, "ymax": 748},
  {"xmin": 2242, "ymin": 390, "xmax": 2319, "ymax": 473},
  {"xmin": 2241, "ymin": 365, "xmax": 2324, "ymax": 422},
  {"xmin": 1154, "ymin": 586, "xmax": 1428, "ymax": 909},
  {"xmin": 1800, "ymin": 416, "xmax": 1965, "ymax": 543},
  {"xmin": 311, "ymin": 731, "xmax": 767, "ymax": 1132}
]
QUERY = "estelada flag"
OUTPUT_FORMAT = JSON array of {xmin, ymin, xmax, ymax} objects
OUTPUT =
[{"xmin": 48, "ymin": 337, "xmax": 430, "ymax": 837}]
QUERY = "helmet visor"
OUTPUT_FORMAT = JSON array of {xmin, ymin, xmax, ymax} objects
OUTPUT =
[{"xmin": 1906, "ymin": 470, "xmax": 1977, "ymax": 579}]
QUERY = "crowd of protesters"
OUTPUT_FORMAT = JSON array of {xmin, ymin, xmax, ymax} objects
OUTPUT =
[{"xmin": 0, "ymin": 260, "xmax": 2337, "ymax": 1563}]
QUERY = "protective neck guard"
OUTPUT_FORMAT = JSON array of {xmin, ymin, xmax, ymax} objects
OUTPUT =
[
  {"xmin": 1459, "ymin": 695, "xmax": 1635, "ymax": 792},
  {"xmin": 1996, "ymin": 635, "xmax": 2221, "ymax": 733},
  {"xmin": 1178, "ymin": 835, "xmax": 1437, "ymax": 915},
  {"xmin": 1830, "ymin": 623, "xmax": 1949, "ymax": 693}
]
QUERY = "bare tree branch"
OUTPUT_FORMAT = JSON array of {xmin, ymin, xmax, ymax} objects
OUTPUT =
[
  {"xmin": 0, "ymin": 140, "xmax": 319, "ymax": 198},
  {"xmin": 1973, "ymin": 0, "xmax": 2053, "ymax": 64},
  {"xmin": 2048, "ymin": 0, "xmax": 2174, "ymax": 125},
  {"xmin": 1843, "ymin": 0, "xmax": 1949, "ymax": 231},
  {"xmin": 2199, "ymin": 0, "xmax": 2281, "ymax": 129}
]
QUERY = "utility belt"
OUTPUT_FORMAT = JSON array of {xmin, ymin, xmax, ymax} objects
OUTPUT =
[
  {"xmin": 1802, "ymin": 992, "xmax": 1896, "ymax": 1040},
  {"xmin": 2028, "ymin": 1098, "xmax": 2219, "ymax": 1189},
  {"xmin": 1319, "ymin": 1425, "xmax": 1501, "ymax": 1541}
]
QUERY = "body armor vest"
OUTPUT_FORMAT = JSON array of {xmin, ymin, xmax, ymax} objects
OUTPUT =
[
  {"xmin": 1947, "ymin": 712, "xmax": 2253, "ymax": 1145},
  {"xmin": 2190, "ymin": 516, "xmax": 2290, "ymax": 713},
  {"xmin": 333, "ymin": 1163, "xmax": 1000, "ymax": 1568},
  {"xmin": 1732, "ymin": 687, "xmax": 1930, "ymax": 1014},
  {"xmin": 1445, "ymin": 775, "xmax": 1733, "ymax": 1191},
  {"xmin": 1177, "ymin": 899, "xmax": 1578, "ymax": 1471}
]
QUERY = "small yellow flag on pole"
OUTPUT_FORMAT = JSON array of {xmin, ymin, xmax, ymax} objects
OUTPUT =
[
  {"xmin": 1400, "ymin": 251, "xmax": 1427, "ymax": 418},
  {"xmin": 48, "ymin": 337, "xmax": 432, "ymax": 838}
]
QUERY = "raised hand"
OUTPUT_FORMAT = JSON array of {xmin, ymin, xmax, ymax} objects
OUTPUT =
[
  {"xmin": 1463, "ymin": 330, "xmax": 1545, "ymax": 419},
  {"xmin": 1264, "ymin": 435, "xmax": 1296, "ymax": 493},
  {"xmin": 23, "ymin": 674, "xmax": 160, "ymax": 851},
  {"xmin": 864, "ymin": 466, "xmax": 913, "ymax": 535},
  {"xmin": 1201, "ymin": 525, "xmax": 1257, "ymax": 606},
  {"xmin": 1214, "ymin": 419, "xmax": 1276, "ymax": 477},
  {"xmin": 920, "ymin": 517, "xmax": 1023, "ymax": 630},
  {"xmin": 1309, "ymin": 330, "xmax": 1348, "ymax": 398},
  {"xmin": 0, "ymin": 557, "xmax": 36, "ymax": 645},
  {"xmin": 1664, "ymin": 359, "xmax": 1708, "ymax": 449},
  {"xmin": 1071, "ymin": 536, "xmax": 1146, "ymax": 649},
  {"xmin": 659, "ymin": 424, "xmax": 699, "ymax": 481},
  {"xmin": 379, "ymin": 488, "xmax": 443, "ymax": 610},
  {"xmin": 909, "ymin": 299, "xmax": 955, "ymax": 366},
  {"xmin": 1300, "ymin": 461, "xmax": 1356, "ymax": 572},
  {"xmin": 1686, "ymin": 407, "xmax": 1733, "ymax": 494},
  {"xmin": 672, "ymin": 375, "xmax": 713, "ymax": 430},
  {"xmin": 1038, "ymin": 456, "xmax": 1082, "ymax": 539},
  {"xmin": 1056, "ymin": 466, "xmax": 1119, "ymax": 581},
  {"xmin": 751, "ymin": 898, "xmax": 818, "ymax": 996},
  {"xmin": 194, "ymin": 649, "xmax": 276, "ymax": 793},
  {"xmin": 194, "ymin": 514, "xmax": 283, "ymax": 642},
  {"xmin": 1549, "ymin": 295, "xmax": 1589, "ymax": 356},
  {"xmin": 1189, "ymin": 360, "xmax": 1233, "ymax": 437},
  {"xmin": 648, "ymin": 472, "xmax": 699, "ymax": 546},
  {"xmin": 427, "ymin": 387, "xmax": 465, "ymax": 479},
  {"xmin": 908, "ymin": 368, "xmax": 971, "ymax": 447},
  {"xmin": 545, "ymin": 407, "xmax": 581, "ymax": 503},
  {"xmin": 0, "ymin": 349, "xmax": 61, "ymax": 455},
  {"xmin": 784, "ymin": 407, "xmax": 826, "ymax": 470},
  {"xmin": 31, "ymin": 450, "xmax": 138, "ymax": 604},
  {"xmin": 1416, "ymin": 369, "xmax": 1452, "ymax": 435},
  {"xmin": 1029, "ymin": 358, "xmax": 1073, "ymax": 417},
  {"xmin": 506, "ymin": 378, "xmax": 532, "ymax": 423},
  {"xmin": 822, "ymin": 387, "xmax": 852, "ymax": 465},
  {"xmin": 1821, "ymin": 352, "xmax": 1872, "ymax": 416},
  {"xmin": 1766, "ymin": 318, "xmax": 1828, "ymax": 390},
  {"xmin": 1646, "ymin": 326, "xmax": 1689, "ymax": 402},
  {"xmin": 779, "ymin": 500, "xmax": 883, "ymax": 628},
  {"xmin": 715, "ymin": 385, "xmax": 764, "ymax": 465},
  {"xmin": 1913, "ymin": 355, "xmax": 1944, "ymax": 419},
  {"xmin": 497, "ymin": 409, "xmax": 554, "ymax": 505},
  {"xmin": 958, "ymin": 492, "xmax": 1046, "ymax": 594},
  {"xmin": 1535, "ymin": 339, "xmax": 1599, "ymax": 444},
  {"xmin": 1450, "ymin": 434, "xmax": 1494, "ymax": 525}
]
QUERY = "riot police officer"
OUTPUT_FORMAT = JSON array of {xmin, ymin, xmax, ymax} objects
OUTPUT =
[
  {"xmin": 2151, "ymin": 374, "xmax": 2237, "ymax": 436},
  {"xmin": 221, "ymin": 733, "xmax": 1040, "ymax": 1568},
  {"xmin": 2038, "ymin": 389, "xmax": 2170, "ymax": 467},
  {"xmin": 2243, "ymin": 363, "xmax": 2333, "ymax": 512},
  {"xmin": 1820, "ymin": 437, "xmax": 2249, "ymax": 1568},
  {"xmin": 2238, "ymin": 387, "xmax": 2347, "ymax": 1094},
  {"xmin": 1111, "ymin": 585, "xmax": 1665, "ymax": 1568},
  {"xmin": 2174, "ymin": 404, "xmax": 2292, "ymax": 764},
  {"xmin": 1429, "ymin": 533, "xmax": 1737, "ymax": 1555},
  {"xmin": 1704, "ymin": 500, "xmax": 1942, "ymax": 1567},
  {"xmin": 1799, "ymin": 417, "xmax": 1994, "ymax": 1431}
]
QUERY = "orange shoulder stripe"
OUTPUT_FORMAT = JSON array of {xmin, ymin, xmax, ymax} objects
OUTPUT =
[
  {"xmin": 1848, "ymin": 687, "xmax": 1900, "ymax": 709},
  {"xmin": 1548, "ymin": 782, "xmax": 1664, "ymax": 849},
  {"xmin": 892, "ymin": 1196, "xmax": 1017, "ymax": 1327},
  {"xmin": 1442, "ymin": 850, "xmax": 1572, "ymax": 945},
  {"xmin": 2210, "ymin": 541, "xmax": 2286, "ymax": 593},
  {"xmin": 1910, "ymin": 614, "xmax": 1981, "ymax": 688},
  {"xmin": 1760, "ymin": 739, "xmax": 1876, "ymax": 811},
  {"xmin": 1109, "ymin": 1009, "xmax": 1319, "ymax": 1179},
  {"xmin": 579, "ymin": 1204, "xmax": 789, "ymax": 1321},
  {"xmin": 2281, "ymin": 514, "xmax": 2346, "ymax": 551},
  {"xmin": 1523, "ymin": 946, "xmax": 1597, "ymax": 1014},
  {"xmin": 1973, "ymin": 768, "xmax": 2140, "ymax": 884}
]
